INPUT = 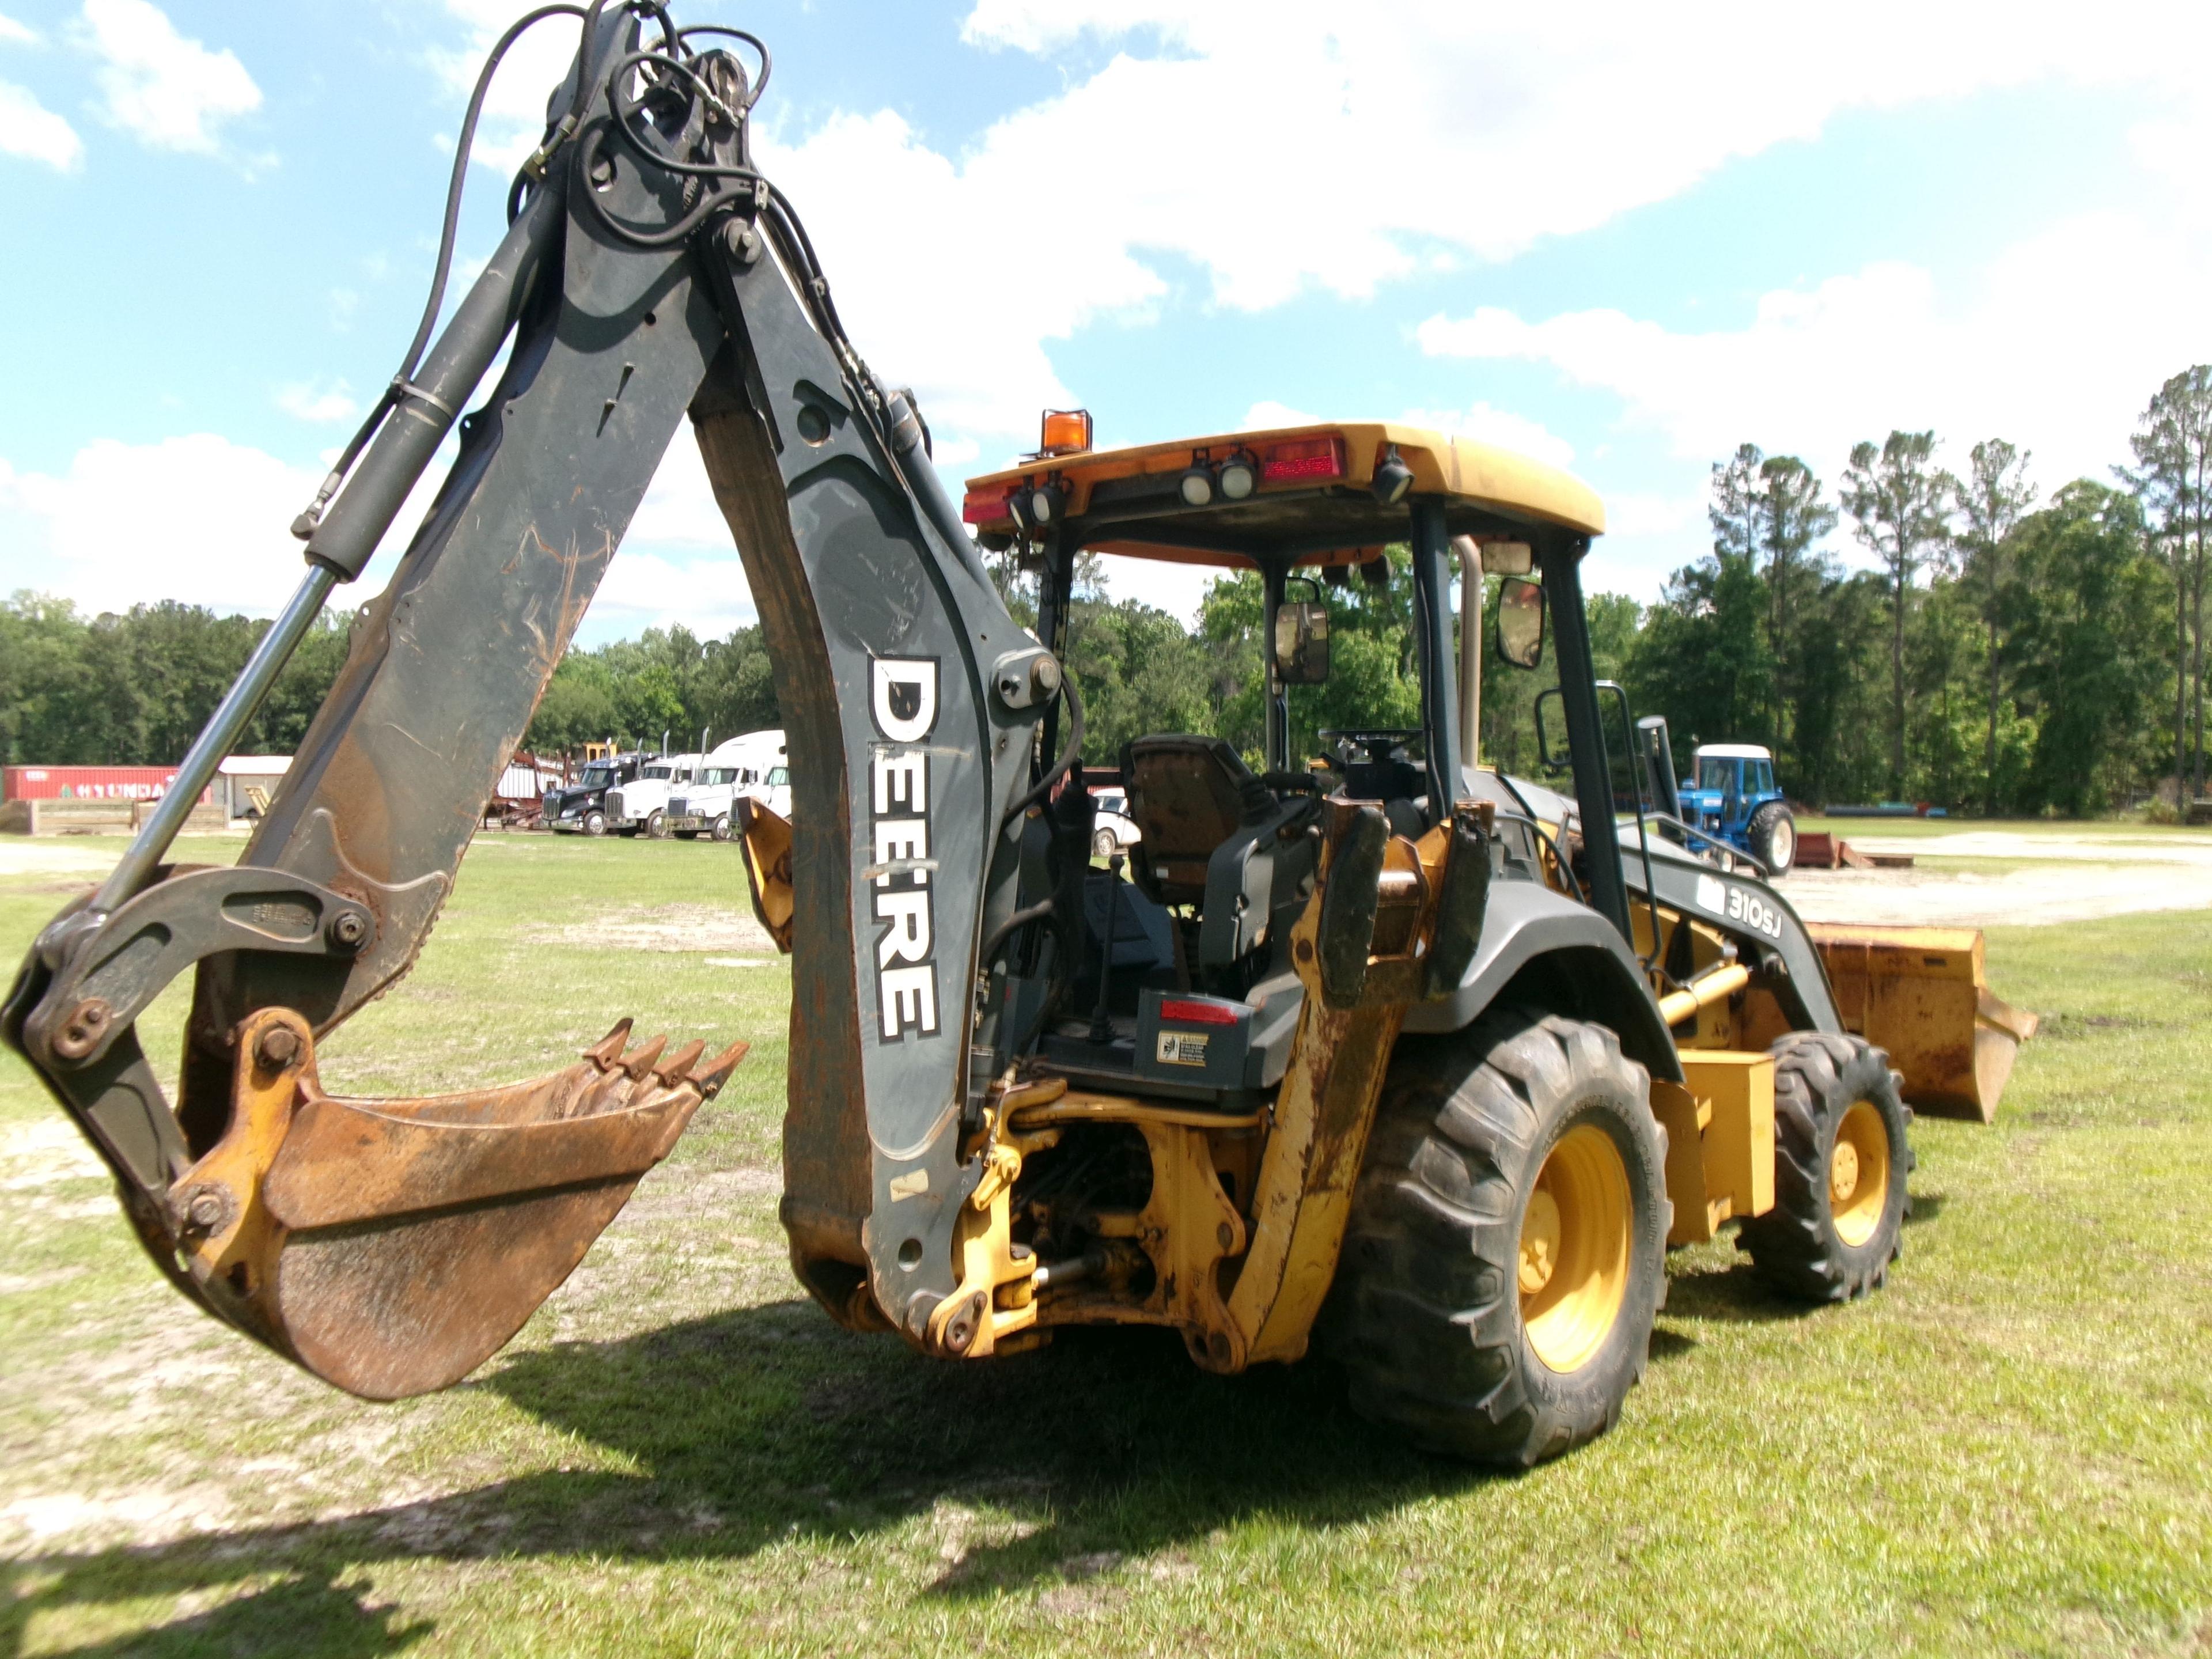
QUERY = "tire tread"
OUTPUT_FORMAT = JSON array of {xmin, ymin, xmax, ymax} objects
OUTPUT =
[{"xmin": 1324, "ymin": 1007, "xmax": 1668, "ymax": 1466}]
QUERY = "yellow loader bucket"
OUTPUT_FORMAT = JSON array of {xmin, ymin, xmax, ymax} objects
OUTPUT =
[{"xmin": 1808, "ymin": 924, "xmax": 2039, "ymax": 1123}]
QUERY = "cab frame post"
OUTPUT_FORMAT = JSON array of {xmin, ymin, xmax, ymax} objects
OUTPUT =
[
  {"xmin": 1409, "ymin": 499, "xmax": 1461, "ymax": 822},
  {"xmin": 1540, "ymin": 533, "xmax": 1633, "ymax": 942}
]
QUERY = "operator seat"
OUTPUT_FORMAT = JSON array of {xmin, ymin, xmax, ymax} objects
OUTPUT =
[{"xmin": 1120, "ymin": 734, "xmax": 1317, "ymax": 974}]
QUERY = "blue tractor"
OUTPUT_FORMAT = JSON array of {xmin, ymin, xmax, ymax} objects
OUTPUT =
[{"xmin": 1645, "ymin": 730, "xmax": 1796, "ymax": 885}]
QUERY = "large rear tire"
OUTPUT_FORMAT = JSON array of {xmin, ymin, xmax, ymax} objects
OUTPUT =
[
  {"xmin": 1736, "ymin": 1033, "xmax": 1912, "ymax": 1302},
  {"xmin": 1748, "ymin": 800, "xmax": 1796, "ymax": 875},
  {"xmin": 1325, "ymin": 1009, "xmax": 1670, "ymax": 1467}
]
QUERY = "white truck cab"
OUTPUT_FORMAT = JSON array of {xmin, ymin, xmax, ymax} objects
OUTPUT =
[
  {"xmin": 666, "ymin": 730, "xmax": 787, "ymax": 842},
  {"xmin": 604, "ymin": 752, "xmax": 704, "ymax": 839}
]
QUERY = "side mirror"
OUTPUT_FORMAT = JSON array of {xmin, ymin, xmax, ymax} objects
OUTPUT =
[
  {"xmin": 1496, "ymin": 575, "xmax": 1545, "ymax": 669},
  {"xmin": 1274, "ymin": 600, "xmax": 1331, "ymax": 685},
  {"xmin": 1480, "ymin": 540, "xmax": 1533, "ymax": 576}
]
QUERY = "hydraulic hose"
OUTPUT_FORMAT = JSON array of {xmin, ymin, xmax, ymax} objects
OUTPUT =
[
  {"xmin": 1002, "ymin": 672, "xmax": 1085, "ymax": 830},
  {"xmin": 293, "ymin": 3, "xmax": 590, "ymax": 541},
  {"xmin": 978, "ymin": 900, "xmax": 1056, "ymax": 974}
]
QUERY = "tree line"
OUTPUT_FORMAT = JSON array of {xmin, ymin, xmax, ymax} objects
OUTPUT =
[
  {"xmin": 1635, "ymin": 365, "xmax": 2208, "ymax": 815},
  {"xmin": 3, "ymin": 363, "xmax": 2202, "ymax": 817},
  {"xmin": 0, "ymin": 596, "xmax": 783, "ymax": 767}
]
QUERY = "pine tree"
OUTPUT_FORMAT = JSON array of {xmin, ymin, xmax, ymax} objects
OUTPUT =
[
  {"xmin": 1841, "ymin": 432, "xmax": 1956, "ymax": 798},
  {"xmin": 1956, "ymin": 440, "xmax": 2036, "ymax": 815}
]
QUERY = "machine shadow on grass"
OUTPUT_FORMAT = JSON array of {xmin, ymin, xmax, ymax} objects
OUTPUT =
[{"xmin": 4, "ymin": 1255, "xmax": 1813, "ymax": 1653}]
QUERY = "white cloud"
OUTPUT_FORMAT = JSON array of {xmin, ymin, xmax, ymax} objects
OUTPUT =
[
  {"xmin": 434, "ymin": 2, "xmax": 588, "ymax": 179},
  {"xmin": 627, "ymin": 436, "xmax": 734, "ymax": 551},
  {"xmin": 654, "ymin": 0, "xmax": 2208, "ymax": 472},
  {"xmin": 584, "ymin": 437, "xmax": 758, "ymax": 641},
  {"xmin": 1419, "ymin": 211, "xmax": 2212, "ymax": 495},
  {"xmin": 949, "ymin": 0, "xmax": 2212, "ymax": 309},
  {"xmin": 1605, "ymin": 493, "xmax": 1703, "ymax": 539},
  {"xmin": 0, "ymin": 435, "xmax": 321, "ymax": 615},
  {"xmin": 1240, "ymin": 400, "xmax": 1320, "ymax": 430},
  {"xmin": 1090, "ymin": 549, "xmax": 1219, "ymax": 631},
  {"xmin": 406, "ymin": 0, "xmax": 2212, "ymax": 478},
  {"xmin": 78, "ymin": 0, "xmax": 259, "ymax": 153},
  {"xmin": 588, "ymin": 547, "xmax": 758, "ymax": 642},
  {"xmin": 755, "ymin": 107, "xmax": 1162, "ymax": 451},
  {"xmin": 1578, "ymin": 492, "xmax": 1710, "ymax": 603},
  {"xmin": 595, "ymin": 425, "xmax": 983, "ymax": 641},
  {"xmin": 275, "ymin": 381, "xmax": 360, "ymax": 423},
  {"xmin": 0, "ymin": 12, "xmax": 38, "ymax": 45},
  {"xmin": 0, "ymin": 79, "xmax": 80, "ymax": 169},
  {"xmin": 0, "ymin": 433, "xmax": 467, "ymax": 619}
]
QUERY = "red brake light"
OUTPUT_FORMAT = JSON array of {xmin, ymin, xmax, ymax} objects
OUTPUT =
[
  {"xmin": 1260, "ymin": 435, "xmax": 1345, "ymax": 483},
  {"xmin": 1160, "ymin": 997, "xmax": 1239, "ymax": 1026},
  {"xmin": 963, "ymin": 486, "xmax": 1014, "ymax": 525}
]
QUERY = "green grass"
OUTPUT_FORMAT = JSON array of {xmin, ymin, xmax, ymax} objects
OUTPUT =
[{"xmin": 2, "ymin": 836, "xmax": 2209, "ymax": 1657}]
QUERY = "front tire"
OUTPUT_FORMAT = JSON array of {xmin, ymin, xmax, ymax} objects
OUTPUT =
[
  {"xmin": 645, "ymin": 810, "xmax": 666, "ymax": 840},
  {"xmin": 709, "ymin": 813, "xmax": 733, "ymax": 843},
  {"xmin": 1091, "ymin": 828, "xmax": 1116, "ymax": 860},
  {"xmin": 1748, "ymin": 801, "xmax": 1796, "ymax": 875},
  {"xmin": 1736, "ymin": 1033, "xmax": 1912, "ymax": 1302},
  {"xmin": 582, "ymin": 809, "xmax": 608, "ymax": 838},
  {"xmin": 1325, "ymin": 1009, "xmax": 1670, "ymax": 1467}
]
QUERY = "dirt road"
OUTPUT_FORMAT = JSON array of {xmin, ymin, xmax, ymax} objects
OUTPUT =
[{"xmin": 1782, "ymin": 831, "xmax": 2212, "ymax": 927}]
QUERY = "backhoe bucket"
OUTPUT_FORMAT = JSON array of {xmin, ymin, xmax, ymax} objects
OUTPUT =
[
  {"xmin": 1808, "ymin": 924, "xmax": 2037, "ymax": 1123},
  {"xmin": 170, "ymin": 1009, "xmax": 744, "ymax": 1399}
]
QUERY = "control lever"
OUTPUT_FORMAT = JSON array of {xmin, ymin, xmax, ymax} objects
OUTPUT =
[{"xmin": 1088, "ymin": 854, "xmax": 1126, "ymax": 1044}]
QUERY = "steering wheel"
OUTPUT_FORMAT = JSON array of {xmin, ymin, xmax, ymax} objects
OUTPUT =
[{"xmin": 1318, "ymin": 728, "xmax": 1424, "ymax": 765}]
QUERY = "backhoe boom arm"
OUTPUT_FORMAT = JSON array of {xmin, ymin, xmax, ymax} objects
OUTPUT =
[{"xmin": 2, "ymin": 5, "xmax": 1051, "ymax": 1393}]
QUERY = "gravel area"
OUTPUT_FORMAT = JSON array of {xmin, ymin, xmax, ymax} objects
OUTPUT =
[{"xmin": 1783, "ymin": 832, "xmax": 2212, "ymax": 927}]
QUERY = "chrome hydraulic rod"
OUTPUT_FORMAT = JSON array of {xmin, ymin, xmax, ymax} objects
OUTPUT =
[
  {"xmin": 90, "ymin": 565, "xmax": 339, "ymax": 914},
  {"xmin": 304, "ymin": 183, "xmax": 566, "ymax": 582},
  {"xmin": 82, "ymin": 172, "xmax": 571, "ymax": 914}
]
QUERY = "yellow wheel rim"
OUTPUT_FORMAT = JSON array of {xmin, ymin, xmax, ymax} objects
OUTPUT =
[
  {"xmin": 1830, "ymin": 1100, "xmax": 1891, "ymax": 1248},
  {"xmin": 1518, "ymin": 1124, "xmax": 1632, "ymax": 1374}
]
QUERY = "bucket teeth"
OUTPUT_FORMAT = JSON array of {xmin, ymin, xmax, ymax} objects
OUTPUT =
[
  {"xmin": 696, "ymin": 1040, "xmax": 748, "ymax": 1099},
  {"xmin": 583, "ymin": 1020, "xmax": 635, "ymax": 1069},
  {"xmin": 581, "ymin": 1022, "xmax": 741, "ymax": 1098},
  {"xmin": 622, "ymin": 1034, "xmax": 668, "ymax": 1080},
  {"xmin": 656, "ymin": 1039, "xmax": 706, "ymax": 1084}
]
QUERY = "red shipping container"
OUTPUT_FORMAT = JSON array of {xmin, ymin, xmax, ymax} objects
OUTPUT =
[{"xmin": 3, "ymin": 766, "xmax": 211, "ymax": 804}]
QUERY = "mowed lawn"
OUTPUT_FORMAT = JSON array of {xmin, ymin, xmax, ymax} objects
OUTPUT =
[{"xmin": 2, "ymin": 832, "xmax": 2209, "ymax": 1658}]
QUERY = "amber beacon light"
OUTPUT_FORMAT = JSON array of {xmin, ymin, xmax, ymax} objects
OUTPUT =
[{"xmin": 1039, "ymin": 408, "xmax": 1094, "ymax": 456}]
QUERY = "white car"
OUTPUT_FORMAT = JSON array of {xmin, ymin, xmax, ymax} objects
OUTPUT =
[
  {"xmin": 1089, "ymin": 786, "xmax": 1141, "ymax": 861},
  {"xmin": 604, "ymin": 752, "xmax": 703, "ymax": 839},
  {"xmin": 666, "ymin": 730, "xmax": 787, "ymax": 841}
]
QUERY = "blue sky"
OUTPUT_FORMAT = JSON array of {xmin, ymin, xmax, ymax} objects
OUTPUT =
[{"xmin": 3, "ymin": 1, "xmax": 2208, "ymax": 643}]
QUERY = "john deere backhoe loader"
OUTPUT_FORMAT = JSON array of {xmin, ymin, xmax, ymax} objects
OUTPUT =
[{"xmin": 1, "ymin": 3, "xmax": 2035, "ymax": 1464}]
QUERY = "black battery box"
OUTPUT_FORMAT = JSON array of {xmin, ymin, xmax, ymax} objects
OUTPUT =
[{"xmin": 1132, "ymin": 988, "xmax": 1252, "ymax": 1090}]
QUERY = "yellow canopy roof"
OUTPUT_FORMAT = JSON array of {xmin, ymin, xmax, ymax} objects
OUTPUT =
[{"xmin": 962, "ymin": 419, "xmax": 1605, "ymax": 569}]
